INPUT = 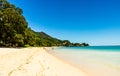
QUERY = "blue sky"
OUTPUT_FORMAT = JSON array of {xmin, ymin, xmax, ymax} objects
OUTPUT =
[{"xmin": 8, "ymin": 0, "xmax": 120, "ymax": 45}]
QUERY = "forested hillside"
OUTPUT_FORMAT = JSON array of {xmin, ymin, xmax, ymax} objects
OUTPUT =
[{"xmin": 0, "ymin": 0, "xmax": 89, "ymax": 47}]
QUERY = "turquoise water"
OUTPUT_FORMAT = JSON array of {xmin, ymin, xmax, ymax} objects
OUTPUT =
[
  {"xmin": 56, "ymin": 46, "xmax": 120, "ymax": 51},
  {"xmin": 52, "ymin": 46, "xmax": 120, "ymax": 76}
]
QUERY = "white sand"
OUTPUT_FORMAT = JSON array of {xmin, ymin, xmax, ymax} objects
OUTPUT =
[{"xmin": 0, "ymin": 47, "xmax": 89, "ymax": 76}]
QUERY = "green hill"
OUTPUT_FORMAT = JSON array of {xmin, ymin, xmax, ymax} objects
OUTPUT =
[{"xmin": 0, "ymin": 0, "xmax": 89, "ymax": 47}]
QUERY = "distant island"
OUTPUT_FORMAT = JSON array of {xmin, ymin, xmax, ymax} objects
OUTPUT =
[{"xmin": 0, "ymin": 0, "xmax": 89, "ymax": 47}]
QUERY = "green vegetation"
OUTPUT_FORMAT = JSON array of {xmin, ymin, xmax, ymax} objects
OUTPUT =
[{"xmin": 0, "ymin": 0, "xmax": 89, "ymax": 47}]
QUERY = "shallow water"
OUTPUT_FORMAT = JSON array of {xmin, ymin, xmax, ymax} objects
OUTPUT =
[{"xmin": 51, "ymin": 46, "xmax": 120, "ymax": 76}]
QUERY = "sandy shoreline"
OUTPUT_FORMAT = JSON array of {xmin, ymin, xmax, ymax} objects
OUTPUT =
[
  {"xmin": 47, "ymin": 47, "xmax": 120, "ymax": 76},
  {"xmin": 0, "ymin": 47, "xmax": 89, "ymax": 76}
]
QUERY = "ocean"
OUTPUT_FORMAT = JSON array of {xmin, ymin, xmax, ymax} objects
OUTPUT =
[{"xmin": 51, "ymin": 46, "xmax": 120, "ymax": 76}]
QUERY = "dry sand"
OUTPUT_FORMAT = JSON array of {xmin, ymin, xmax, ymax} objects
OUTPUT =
[{"xmin": 0, "ymin": 47, "xmax": 89, "ymax": 76}]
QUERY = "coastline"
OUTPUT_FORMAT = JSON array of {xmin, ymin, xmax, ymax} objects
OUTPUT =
[
  {"xmin": 48, "ymin": 47, "xmax": 120, "ymax": 76},
  {"xmin": 0, "ymin": 47, "xmax": 89, "ymax": 76}
]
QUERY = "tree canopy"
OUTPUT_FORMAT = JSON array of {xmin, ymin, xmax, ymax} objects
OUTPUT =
[{"xmin": 0, "ymin": 0, "xmax": 28, "ymax": 47}]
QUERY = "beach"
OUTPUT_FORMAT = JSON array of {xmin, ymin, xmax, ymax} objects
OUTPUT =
[
  {"xmin": 0, "ymin": 47, "xmax": 89, "ymax": 76},
  {"xmin": 51, "ymin": 47, "xmax": 120, "ymax": 76}
]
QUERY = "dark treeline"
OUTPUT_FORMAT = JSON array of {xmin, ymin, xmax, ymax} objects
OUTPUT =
[{"xmin": 0, "ymin": 0, "xmax": 89, "ymax": 47}]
